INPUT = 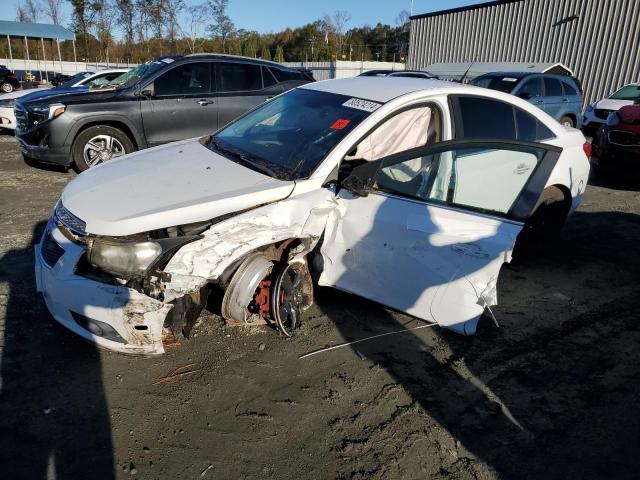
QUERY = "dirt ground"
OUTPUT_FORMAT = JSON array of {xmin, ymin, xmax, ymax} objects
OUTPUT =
[{"xmin": 0, "ymin": 132, "xmax": 639, "ymax": 480}]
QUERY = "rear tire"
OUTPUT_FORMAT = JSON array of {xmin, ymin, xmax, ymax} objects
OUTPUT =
[
  {"xmin": 1, "ymin": 82, "xmax": 14, "ymax": 93},
  {"xmin": 559, "ymin": 116, "xmax": 575, "ymax": 128},
  {"xmin": 514, "ymin": 186, "xmax": 570, "ymax": 258},
  {"xmin": 72, "ymin": 125, "xmax": 135, "ymax": 171}
]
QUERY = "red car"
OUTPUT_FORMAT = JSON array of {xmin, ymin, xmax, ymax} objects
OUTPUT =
[{"xmin": 591, "ymin": 102, "xmax": 640, "ymax": 175}]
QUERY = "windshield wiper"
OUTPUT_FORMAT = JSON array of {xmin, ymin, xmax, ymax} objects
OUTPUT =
[{"xmin": 210, "ymin": 137, "xmax": 283, "ymax": 179}]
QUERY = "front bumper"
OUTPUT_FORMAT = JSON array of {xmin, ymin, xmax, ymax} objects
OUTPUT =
[
  {"xmin": 17, "ymin": 134, "xmax": 71, "ymax": 165},
  {"xmin": 35, "ymin": 219, "xmax": 173, "ymax": 355}
]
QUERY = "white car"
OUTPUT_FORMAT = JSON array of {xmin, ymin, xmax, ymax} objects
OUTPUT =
[
  {"xmin": 582, "ymin": 83, "xmax": 640, "ymax": 136},
  {"xmin": 35, "ymin": 77, "xmax": 590, "ymax": 355},
  {"xmin": 0, "ymin": 69, "xmax": 128, "ymax": 130}
]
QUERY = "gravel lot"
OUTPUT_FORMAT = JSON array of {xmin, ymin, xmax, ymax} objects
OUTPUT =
[{"xmin": 1, "ymin": 132, "xmax": 639, "ymax": 479}]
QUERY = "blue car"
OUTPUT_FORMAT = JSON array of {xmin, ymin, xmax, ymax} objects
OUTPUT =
[{"xmin": 471, "ymin": 72, "xmax": 583, "ymax": 128}]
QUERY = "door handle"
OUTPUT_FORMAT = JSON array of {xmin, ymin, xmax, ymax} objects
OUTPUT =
[
  {"xmin": 562, "ymin": 98, "xmax": 569, "ymax": 102},
  {"xmin": 536, "ymin": 99, "xmax": 544, "ymax": 104},
  {"xmin": 197, "ymin": 99, "xmax": 213, "ymax": 106}
]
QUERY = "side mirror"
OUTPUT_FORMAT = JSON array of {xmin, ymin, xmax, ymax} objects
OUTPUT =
[
  {"xmin": 518, "ymin": 92, "xmax": 532, "ymax": 100},
  {"xmin": 342, "ymin": 174, "xmax": 369, "ymax": 197},
  {"xmin": 140, "ymin": 88, "xmax": 154, "ymax": 99}
]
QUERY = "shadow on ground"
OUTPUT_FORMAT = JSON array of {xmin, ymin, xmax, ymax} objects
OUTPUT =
[
  {"xmin": 0, "ymin": 221, "xmax": 115, "ymax": 479},
  {"xmin": 313, "ymin": 208, "xmax": 640, "ymax": 479}
]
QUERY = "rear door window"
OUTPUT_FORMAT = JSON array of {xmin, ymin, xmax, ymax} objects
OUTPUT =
[
  {"xmin": 453, "ymin": 96, "xmax": 554, "ymax": 141},
  {"xmin": 455, "ymin": 96, "xmax": 516, "ymax": 139},
  {"xmin": 544, "ymin": 78, "xmax": 563, "ymax": 96},
  {"xmin": 154, "ymin": 62, "xmax": 211, "ymax": 96},
  {"xmin": 217, "ymin": 62, "xmax": 263, "ymax": 92},
  {"xmin": 519, "ymin": 77, "xmax": 544, "ymax": 98}
]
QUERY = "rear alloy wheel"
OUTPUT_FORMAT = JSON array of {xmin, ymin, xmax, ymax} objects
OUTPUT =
[
  {"xmin": 559, "ymin": 116, "xmax": 575, "ymax": 128},
  {"xmin": 73, "ymin": 125, "xmax": 135, "ymax": 171},
  {"xmin": 271, "ymin": 263, "xmax": 313, "ymax": 337},
  {"xmin": 1, "ymin": 82, "xmax": 14, "ymax": 93}
]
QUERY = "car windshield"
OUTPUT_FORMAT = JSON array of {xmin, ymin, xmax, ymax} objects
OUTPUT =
[
  {"xmin": 609, "ymin": 84, "xmax": 640, "ymax": 101},
  {"xmin": 109, "ymin": 60, "xmax": 170, "ymax": 88},
  {"xmin": 209, "ymin": 88, "xmax": 375, "ymax": 180},
  {"xmin": 472, "ymin": 75, "xmax": 523, "ymax": 93},
  {"xmin": 60, "ymin": 72, "xmax": 93, "ymax": 88}
]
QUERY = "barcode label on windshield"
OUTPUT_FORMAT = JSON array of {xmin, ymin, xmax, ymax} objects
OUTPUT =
[{"xmin": 343, "ymin": 98, "xmax": 382, "ymax": 112}]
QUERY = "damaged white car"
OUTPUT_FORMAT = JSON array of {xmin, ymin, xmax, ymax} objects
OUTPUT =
[{"xmin": 35, "ymin": 77, "xmax": 590, "ymax": 355}]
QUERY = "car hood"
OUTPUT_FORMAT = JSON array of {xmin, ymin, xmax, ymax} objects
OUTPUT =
[
  {"xmin": 61, "ymin": 138, "xmax": 296, "ymax": 236},
  {"xmin": 20, "ymin": 87, "xmax": 119, "ymax": 106},
  {"xmin": 595, "ymin": 98, "xmax": 634, "ymax": 110}
]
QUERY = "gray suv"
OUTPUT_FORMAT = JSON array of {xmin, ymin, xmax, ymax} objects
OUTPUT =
[
  {"xmin": 471, "ymin": 72, "xmax": 583, "ymax": 128},
  {"xmin": 15, "ymin": 54, "xmax": 314, "ymax": 170}
]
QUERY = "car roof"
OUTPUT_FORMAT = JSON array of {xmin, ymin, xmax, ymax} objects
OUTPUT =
[
  {"xmin": 89, "ymin": 69, "xmax": 129, "ymax": 75},
  {"xmin": 300, "ymin": 76, "xmax": 460, "ymax": 103},
  {"xmin": 182, "ymin": 53, "xmax": 300, "ymax": 70}
]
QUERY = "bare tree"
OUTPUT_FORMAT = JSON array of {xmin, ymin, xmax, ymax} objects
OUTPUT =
[
  {"xmin": 16, "ymin": 1, "xmax": 32, "ymax": 22},
  {"xmin": 115, "ymin": 0, "xmax": 135, "ymax": 46},
  {"xmin": 163, "ymin": 0, "xmax": 186, "ymax": 51},
  {"xmin": 92, "ymin": 0, "xmax": 115, "ymax": 62},
  {"xmin": 396, "ymin": 9, "xmax": 410, "ymax": 31},
  {"xmin": 16, "ymin": 0, "xmax": 39, "ymax": 22},
  {"xmin": 324, "ymin": 10, "xmax": 351, "ymax": 55},
  {"xmin": 180, "ymin": 3, "xmax": 209, "ymax": 53},
  {"xmin": 208, "ymin": 0, "xmax": 235, "ymax": 52},
  {"xmin": 25, "ymin": 0, "xmax": 40, "ymax": 22},
  {"xmin": 43, "ymin": 0, "xmax": 65, "ymax": 24}
]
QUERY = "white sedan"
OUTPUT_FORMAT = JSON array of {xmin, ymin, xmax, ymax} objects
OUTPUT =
[
  {"xmin": 35, "ymin": 77, "xmax": 590, "ymax": 355},
  {"xmin": 582, "ymin": 83, "xmax": 640, "ymax": 136},
  {"xmin": 0, "ymin": 69, "xmax": 128, "ymax": 130}
]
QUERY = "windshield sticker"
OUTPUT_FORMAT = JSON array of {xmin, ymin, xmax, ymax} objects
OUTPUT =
[
  {"xmin": 330, "ymin": 119, "xmax": 351, "ymax": 130},
  {"xmin": 161, "ymin": 58, "xmax": 175, "ymax": 64},
  {"xmin": 343, "ymin": 98, "xmax": 382, "ymax": 113}
]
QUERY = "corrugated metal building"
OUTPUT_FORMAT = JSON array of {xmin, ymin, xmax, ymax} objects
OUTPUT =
[{"xmin": 408, "ymin": 0, "xmax": 640, "ymax": 103}]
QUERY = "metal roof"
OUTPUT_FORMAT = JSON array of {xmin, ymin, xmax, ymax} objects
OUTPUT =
[
  {"xmin": 422, "ymin": 62, "xmax": 574, "ymax": 82},
  {"xmin": 0, "ymin": 20, "xmax": 75, "ymax": 41},
  {"xmin": 410, "ymin": 0, "xmax": 523, "ymax": 20}
]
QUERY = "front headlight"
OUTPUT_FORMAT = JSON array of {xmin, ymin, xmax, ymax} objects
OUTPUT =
[
  {"xmin": 0, "ymin": 98, "xmax": 16, "ymax": 108},
  {"xmin": 86, "ymin": 236, "xmax": 200, "ymax": 278},
  {"xmin": 29, "ymin": 102, "xmax": 66, "ymax": 121}
]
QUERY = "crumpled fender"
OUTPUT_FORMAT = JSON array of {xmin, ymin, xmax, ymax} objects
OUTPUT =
[{"xmin": 162, "ymin": 188, "xmax": 338, "ymax": 302}]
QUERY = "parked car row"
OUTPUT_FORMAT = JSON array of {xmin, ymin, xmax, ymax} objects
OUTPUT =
[
  {"xmin": 0, "ymin": 65, "xmax": 20, "ymax": 93},
  {"xmin": 33, "ymin": 69, "xmax": 590, "ymax": 354},
  {"xmin": 13, "ymin": 55, "xmax": 313, "ymax": 170}
]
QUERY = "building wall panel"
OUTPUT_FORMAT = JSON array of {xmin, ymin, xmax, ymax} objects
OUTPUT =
[{"xmin": 408, "ymin": 0, "xmax": 640, "ymax": 103}]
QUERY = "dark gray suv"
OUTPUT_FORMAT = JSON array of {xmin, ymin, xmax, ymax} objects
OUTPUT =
[{"xmin": 15, "ymin": 54, "xmax": 314, "ymax": 170}]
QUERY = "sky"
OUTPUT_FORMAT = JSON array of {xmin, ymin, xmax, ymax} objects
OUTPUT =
[{"xmin": 1, "ymin": 0, "xmax": 485, "ymax": 34}]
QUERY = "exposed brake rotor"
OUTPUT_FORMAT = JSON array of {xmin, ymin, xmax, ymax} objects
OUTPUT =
[{"xmin": 269, "ymin": 263, "xmax": 313, "ymax": 337}]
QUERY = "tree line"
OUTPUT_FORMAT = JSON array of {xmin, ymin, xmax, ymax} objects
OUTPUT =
[{"xmin": 6, "ymin": 0, "xmax": 410, "ymax": 65}]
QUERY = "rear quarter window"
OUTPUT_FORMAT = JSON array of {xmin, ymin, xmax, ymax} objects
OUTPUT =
[
  {"xmin": 217, "ymin": 62, "xmax": 262, "ymax": 92},
  {"xmin": 561, "ymin": 81, "xmax": 578, "ymax": 96},
  {"xmin": 269, "ymin": 67, "xmax": 305, "ymax": 82}
]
